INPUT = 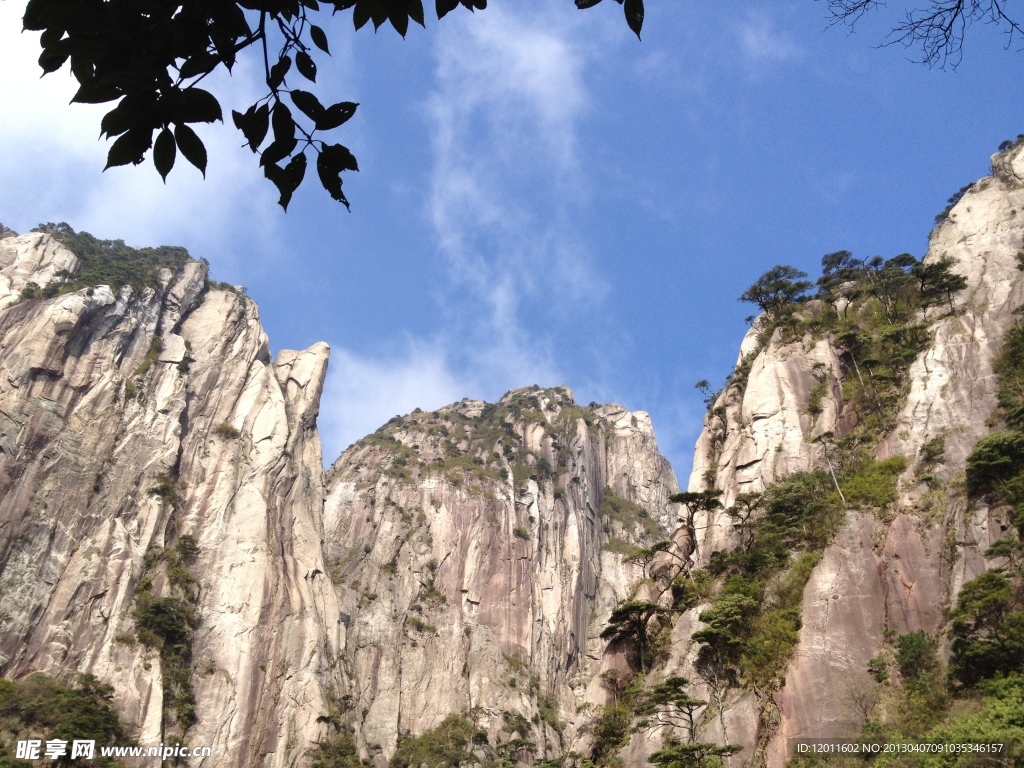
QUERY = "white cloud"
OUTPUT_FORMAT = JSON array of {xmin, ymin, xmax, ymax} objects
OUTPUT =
[
  {"xmin": 317, "ymin": 327, "xmax": 565, "ymax": 465},
  {"xmin": 317, "ymin": 342, "xmax": 464, "ymax": 463},
  {"xmin": 422, "ymin": 4, "xmax": 608, "ymax": 384},
  {"xmin": 736, "ymin": 11, "xmax": 804, "ymax": 69}
]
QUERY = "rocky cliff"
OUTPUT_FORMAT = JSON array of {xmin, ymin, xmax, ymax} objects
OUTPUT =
[
  {"xmin": 0, "ymin": 229, "xmax": 341, "ymax": 767},
  {"xmin": 679, "ymin": 140, "xmax": 1024, "ymax": 766},
  {"xmin": 0, "ymin": 228, "xmax": 680, "ymax": 767},
  {"xmin": 1, "ymin": 137, "xmax": 1023, "ymax": 768},
  {"xmin": 322, "ymin": 389, "xmax": 678, "ymax": 764}
]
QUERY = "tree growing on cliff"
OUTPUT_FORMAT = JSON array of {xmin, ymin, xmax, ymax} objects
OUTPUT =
[
  {"xmin": 949, "ymin": 569, "xmax": 1024, "ymax": 687},
  {"xmin": 738, "ymin": 265, "xmax": 812, "ymax": 323},
  {"xmin": 19, "ymin": 0, "xmax": 643, "ymax": 211},
  {"xmin": 600, "ymin": 600, "xmax": 669, "ymax": 673}
]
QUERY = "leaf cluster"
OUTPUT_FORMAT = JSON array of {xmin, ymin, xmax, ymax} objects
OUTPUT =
[{"xmin": 25, "ymin": 0, "xmax": 642, "ymax": 210}]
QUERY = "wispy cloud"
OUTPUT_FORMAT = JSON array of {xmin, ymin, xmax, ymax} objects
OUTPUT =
[
  {"xmin": 318, "ymin": 342, "xmax": 464, "ymax": 461},
  {"xmin": 736, "ymin": 11, "xmax": 804, "ymax": 70},
  {"xmin": 317, "ymin": 5, "xmax": 613, "ymax": 461},
  {"xmin": 424, "ymin": 4, "xmax": 608, "ymax": 377}
]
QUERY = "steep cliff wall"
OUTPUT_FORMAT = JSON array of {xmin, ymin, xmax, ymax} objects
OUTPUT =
[
  {"xmin": 321, "ymin": 388, "xmax": 679, "ymax": 763},
  {"xmin": 2, "ymin": 137, "xmax": 1022, "ymax": 768},
  {"xmin": 678, "ymin": 141, "xmax": 1024, "ymax": 767},
  {"xmin": 0, "ymin": 230, "xmax": 341, "ymax": 767},
  {"xmin": 0, "ymin": 228, "xmax": 682, "ymax": 768}
]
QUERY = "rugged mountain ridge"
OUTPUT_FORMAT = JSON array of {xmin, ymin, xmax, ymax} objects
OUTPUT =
[
  {"xmin": 0, "ymin": 230, "xmax": 341, "ymax": 767},
  {"xmin": 321, "ymin": 389, "xmax": 678, "ymax": 763},
  {"xmin": 1, "ymin": 138, "xmax": 1023, "ymax": 768},
  {"xmin": 0, "ymin": 229, "xmax": 680, "ymax": 767},
  {"xmin": 679, "ymin": 140, "xmax": 1024, "ymax": 766}
]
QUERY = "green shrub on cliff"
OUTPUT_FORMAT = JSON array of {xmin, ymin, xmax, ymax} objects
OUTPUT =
[
  {"xmin": 0, "ymin": 673, "xmax": 130, "ymax": 768},
  {"xmin": 390, "ymin": 715, "xmax": 474, "ymax": 768},
  {"xmin": 31, "ymin": 222, "xmax": 192, "ymax": 296}
]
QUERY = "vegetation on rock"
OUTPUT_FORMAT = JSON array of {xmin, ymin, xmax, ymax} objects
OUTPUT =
[
  {"xmin": 0, "ymin": 673, "xmax": 130, "ymax": 768},
  {"xmin": 20, "ymin": 223, "xmax": 192, "ymax": 300}
]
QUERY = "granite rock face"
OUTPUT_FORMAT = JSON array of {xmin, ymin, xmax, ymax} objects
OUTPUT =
[
  {"xmin": 0, "ymin": 230, "xmax": 340, "ymax": 768},
  {"xmin": 321, "ymin": 388, "xmax": 679, "ymax": 762},
  {"xmin": 0, "ymin": 228, "xmax": 680, "ymax": 766},
  {"xmin": 2, "ymin": 139, "xmax": 1023, "ymax": 768},
  {"xmin": 680, "ymin": 141, "xmax": 1024, "ymax": 767}
]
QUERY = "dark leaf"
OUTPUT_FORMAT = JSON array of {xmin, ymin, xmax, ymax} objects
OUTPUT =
[
  {"xmin": 436, "ymin": 0, "xmax": 459, "ymax": 17},
  {"xmin": 265, "ymin": 152, "xmax": 306, "ymax": 211},
  {"xmin": 315, "ymin": 101, "xmax": 358, "ymax": 131},
  {"xmin": 284, "ymin": 151, "xmax": 307, "ymax": 188},
  {"xmin": 321, "ymin": 142, "xmax": 359, "ymax": 172},
  {"xmin": 104, "ymin": 127, "xmax": 153, "ymax": 170},
  {"xmin": 100, "ymin": 93, "xmax": 158, "ymax": 137},
  {"xmin": 272, "ymin": 102, "xmax": 296, "ymax": 144},
  {"xmin": 37, "ymin": 37, "xmax": 73, "ymax": 74},
  {"xmin": 37, "ymin": 3, "xmax": 107, "ymax": 34},
  {"xmin": 174, "ymin": 123, "xmax": 207, "ymax": 176},
  {"xmin": 179, "ymin": 51, "xmax": 220, "ymax": 79},
  {"xmin": 575, "ymin": 0, "xmax": 603, "ymax": 7},
  {"xmin": 310, "ymin": 24, "xmax": 330, "ymax": 53},
  {"xmin": 23, "ymin": 0, "xmax": 52, "ymax": 31},
  {"xmin": 40, "ymin": 27, "xmax": 63, "ymax": 48},
  {"xmin": 290, "ymin": 89, "xmax": 325, "ymax": 121},
  {"xmin": 353, "ymin": 2, "xmax": 372, "ymax": 29},
  {"xmin": 232, "ymin": 103, "xmax": 270, "ymax": 152},
  {"xmin": 389, "ymin": 8, "xmax": 409, "ymax": 36},
  {"xmin": 268, "ymin": 55, "xmax": 292, "ymax": 89},
  {"xmin": 259, "ymin": 137, "xmax": 299, "ymax": 167},
  {"xmin": 296, "ymin": 51, "xmax": 317, "ymax": 82},
  {"xmin": 153, "ymin": 127, "xmax": 176, "ymax": 182},
  {"xmin": 408, "ymin": 0, "xmax": 425, "ymax": 26},
  {"xmin": 316, "ymin": 149, "xmax": 351, "ymax": 208},
  {"xmin": 176, "ymin": 88, "xmax": 223, "ymax": 123},
  {"xmin": 72, "ymin": 82, "xmax": 121, "ymax": 104},
  {"xmin": 624, "ymin": 0, "xmax": 643, "ymax": 38}
]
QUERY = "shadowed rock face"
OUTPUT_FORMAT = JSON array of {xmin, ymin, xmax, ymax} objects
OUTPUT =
[
  {"xmin": 322, "ymin": 388, "xmax": 679, "ymax": 762},
  {"xmin": 0, "ymin": 231, "xmax": 340, "ymax": 768}
]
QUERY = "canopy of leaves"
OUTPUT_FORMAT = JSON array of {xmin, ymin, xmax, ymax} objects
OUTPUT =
[
  {"xmin": 738, "ymin": 265, "xmax": 811, "ymax": 321},
  {"xmin": 601, "ymin": 600, "xmax": 669, "ymax": 672},
  {"xmin": 965, "ymin": 431, "xmax": 1024, "ymax": 499},
  {"xmin": 23, "ymin": 0, "xmax": 643, "ymax": 210},
  {"xmin": 949, "ymin": 569, "xmax": 1024, "ymax": 687},
  {"xmin": 649, "ymin": 739, "xmax": 741, "ymax": 768}
]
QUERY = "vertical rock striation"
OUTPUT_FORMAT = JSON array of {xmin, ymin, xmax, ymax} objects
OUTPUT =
[
  {"xmin": 321, "ymin": 388, "xmax": 678, "ymax": 762},
  {"xmin": 680, "ymin": 141, "xmax": 1024, "ymax": 767},
  {"xmin": 0, "ymin": 230, "xmax": 340, "ymax": 767}
]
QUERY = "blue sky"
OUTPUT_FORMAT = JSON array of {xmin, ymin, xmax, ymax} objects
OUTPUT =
[{"xmin": 1, "ymin": 1, "xmax": 1022, "ymax": 479}]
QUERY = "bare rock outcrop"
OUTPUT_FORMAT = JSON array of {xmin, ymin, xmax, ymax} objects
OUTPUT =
[
  {"xmin": 0, "ymin": 230, "xmax": 340, "ymax": 768},
  {"xmin": 676, "ymin": 141, "xmax": 1024, "ymax": 768},
  {"xmin": 322, "ymin": 387, "xmax": 678, "ymax": 762}
]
